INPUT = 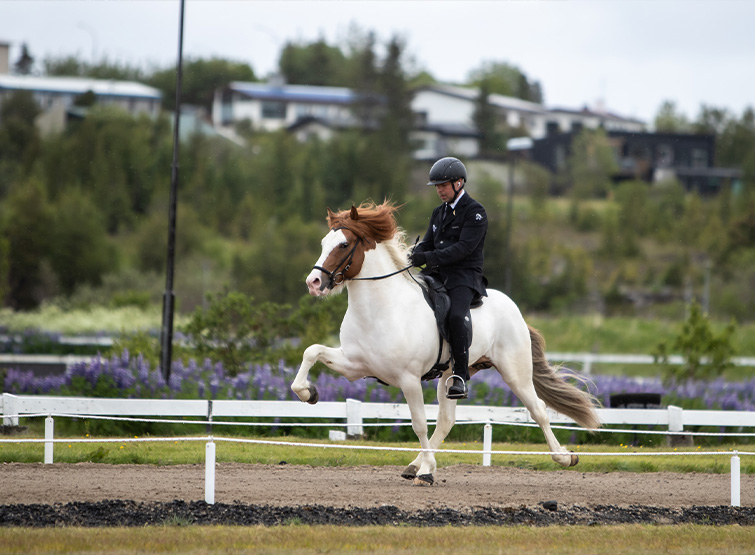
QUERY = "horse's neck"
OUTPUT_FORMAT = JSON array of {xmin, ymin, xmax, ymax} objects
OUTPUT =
[{"xmin": 345, "ymin": 246, "xmax": 419, "ymax": 313}]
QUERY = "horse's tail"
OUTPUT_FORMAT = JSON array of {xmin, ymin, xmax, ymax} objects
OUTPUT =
[{"xmin": 529, "ymin": 325, "xmax": 602, "ymax": 430}]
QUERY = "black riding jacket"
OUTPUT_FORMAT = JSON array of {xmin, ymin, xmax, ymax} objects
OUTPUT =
[{"xmin": 414, "ymin": 191, "xmax": 488, "ymax": 296}]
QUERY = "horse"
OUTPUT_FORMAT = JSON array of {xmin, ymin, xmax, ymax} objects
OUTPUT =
[{"xmin": 291, "ymin": 201, "xmax": 600, "ymax": 485}]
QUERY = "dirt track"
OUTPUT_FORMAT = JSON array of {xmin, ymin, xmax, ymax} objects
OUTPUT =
[{"xmin": 1, "ymin": 462, "xmax": 752, "ymax": 509}]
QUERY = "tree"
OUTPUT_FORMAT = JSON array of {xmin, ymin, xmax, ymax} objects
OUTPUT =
[
  {"xmin": 654, "ymin": 301, "xmax": 736, "ymax": 384},
  {"xmin": 693, "ymin": 104, "xmax": 731, "ymax": 136},
  {"xmin": 653, "ymin": 100, "xmax": 690, "ymax": 132},
  {"xmin": 568, "ymin": 128, "xmax": 617, "ymax": 199},
  {"xmin": 48, "ymin": 188, "xmax": 116, "ymax": 295},
  {"xmin": 4, "ymin": 178, "xmax": 54, "ymax": 309},
  {"xmin": 279, "ymin": 38, "xmax": 349, "ymax": 86},
  {"xmin": 0, "ymin": 90, "xmax": 41, "ymax": 176},
  {"xmin": 467, "ymin": 60, "xmax": 543, "ymax": 103},
  {"xmin": 472, "ymin": 78, "xmax": 501, "ymax": 157},
  {"xmin": 44, "ymin": 55, "xmax": 145, "ymax": 81},
  {"xmin": 149, "ymin": 57, "xmax": 256, "ymax": 113},
  {"xmin": 378, "ymin": 35, "xmax": 414, "ymax": 156},
  {"xmin": 14, "ymin": 43, "xmax": 34, "ymax": 75}
]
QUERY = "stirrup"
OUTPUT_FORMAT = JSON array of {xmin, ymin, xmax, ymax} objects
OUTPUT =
[{"xmin": 445, "ymin": 375, "xmax": 468, "ymax": 400}]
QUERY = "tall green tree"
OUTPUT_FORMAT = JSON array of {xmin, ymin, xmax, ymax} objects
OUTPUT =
[
  {"xmin": 0, "ymin": 90, "xmax": 41, "ymax": 179},
  {"xmin": 4, "ymin": 178, "xmax": 53, "ymax": 309},
  {"xmin": 14, "ymin": 43, "xmax": 34, "ymax": 75},
  {"xmin": 149, "ymin": 57, "xmax": 256, "ymax": 112},
  {"xmin": 653, "ymin": 100, "xmax": 690, "ymax": 132},
  {"xmin": 472, "ymin": 78, "xmax": 501, "ymax": 157},
  {"xmin": 568, "ymin": 128, "xmax": 617, "ymax": 199},
  {"xmin": 467, "ymin": 60, "xmax": 543, "ymax": 103},
  {"xmin": 48, "ymin": 188, "xmax": 116, "ymax": 295},
  {"xmin": 43, "ymin": 55, "xmax": 146, "ymax": 81},
  {"xmin": 278, "ymin": 38, "xmax": 349, "ymax": 86}
]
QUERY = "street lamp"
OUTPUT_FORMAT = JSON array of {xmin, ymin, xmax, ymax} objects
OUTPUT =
[
  {"xmin": 504, "ymin": 136, "xmax": 534, "ymax": 295},
  {"xmin": 160, "ymin": 0, "xmax": 186, "ymax": 383}
]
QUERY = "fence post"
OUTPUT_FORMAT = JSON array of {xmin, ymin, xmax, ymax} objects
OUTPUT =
[
  {"xmin": 2, "ymin": 393, "xmax": 18, "ymax": 426},
  {"xmin": 346, "ymin": 399, "xmax": 363, "ymax": 438},
  {"xmin": 667, "ymin": 405, "xmax": 692, "ymax": 446},
  {"xmin": 44, "ymin": 415, "xmax": 54, "ymax": 464},
  {"xmin": 482, "ymin": 421, "xmax": 492, "ymax": 467},
  {"xmin": 731, "ymin": 451, "xmax": 741, "ymax": 507},
  {"xmin": 205, "ymin": 440, "xmax": 216, "ymax": 505}
]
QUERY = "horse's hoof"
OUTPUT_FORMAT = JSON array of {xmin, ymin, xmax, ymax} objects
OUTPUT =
[
  {"xmin": 569, "ymin": 453, "xmax": 579, "ymax": 467},
  {"xmin": 413, "ymin": 474, "xmax": 434, "ymax": 486},
  {"xmin": 401, "ymin": 465, "xmax": 418, "ymax": 480},
  {"xmin": 306, "ymin": 386, "xmax": 319, "ymax": 405}
]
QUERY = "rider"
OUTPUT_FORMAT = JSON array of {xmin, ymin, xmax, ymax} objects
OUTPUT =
[{"xmin": 409, "ymin": 157, "xmax": 488, "ymax": 400}]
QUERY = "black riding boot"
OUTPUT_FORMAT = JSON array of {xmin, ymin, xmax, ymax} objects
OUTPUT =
[{"xmin": 446, "ymin": 348, "xmax": 469, "ymax": 399}]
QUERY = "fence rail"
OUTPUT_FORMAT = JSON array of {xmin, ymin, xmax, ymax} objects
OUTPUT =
[
  {"xmin": 4, "ymin": 393, "xmax": 755, "ymax": 433},
  {"xmin": 2, "ymin": 393, "xmax": 751, "ymax": 507}
]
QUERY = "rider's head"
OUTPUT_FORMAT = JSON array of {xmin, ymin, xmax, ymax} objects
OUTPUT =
[{"xmin": 427, "ymin": 157, "xmax": 467, "ymax": 202}]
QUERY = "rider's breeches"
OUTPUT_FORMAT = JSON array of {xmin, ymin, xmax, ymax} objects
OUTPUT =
[{"xmin": 447, "ymin": 285, "xmax": 475, "ymax": 381}]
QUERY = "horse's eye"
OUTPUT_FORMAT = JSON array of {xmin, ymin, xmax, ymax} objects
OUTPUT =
[{"xmin": 340, "ymin": 242, "xmax": 349, "ymax": 249}]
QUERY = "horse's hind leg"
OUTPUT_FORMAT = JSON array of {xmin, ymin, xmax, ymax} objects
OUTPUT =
[
  {"xmin": 403, "ymin": 373, "xmax": 457, "ymax": 481},
  {"xmin": 500, "ymin": 351, "xmax": 576, "ymax": 468}
]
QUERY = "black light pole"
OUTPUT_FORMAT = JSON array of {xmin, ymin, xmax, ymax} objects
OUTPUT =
[
  {"xmin": 160, "ymin": 0, "xmax": 186, "ymax": 383},
  {"xmin": 504, "ymin": 137, "xmax": 533, "ymax": 296}
]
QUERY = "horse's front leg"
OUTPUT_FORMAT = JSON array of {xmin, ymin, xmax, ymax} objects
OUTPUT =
[
  {"xmin": 400, "ymin": 380, "xmax": 437, "ymax": 486},
  {"xmin": 291, "ymin": 344, "xmax": 349, "ymax": 404},
  {"xmin": 403, "ymin": 371, "xmax": 457, "ymax": 482}
]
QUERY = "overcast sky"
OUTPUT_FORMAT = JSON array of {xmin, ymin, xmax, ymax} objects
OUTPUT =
[{"xmin": 3, "ymin": 0, "xmax": 754, "ymax": 124}]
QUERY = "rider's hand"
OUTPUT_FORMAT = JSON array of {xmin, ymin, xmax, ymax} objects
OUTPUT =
[{"xmin": 409, "ymin": 251, "xmax": 427, "ymax": 267}]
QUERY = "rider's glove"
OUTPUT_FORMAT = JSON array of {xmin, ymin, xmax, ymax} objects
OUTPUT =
[{"xmin": 409, "ymin": 251, "xmax": 427, "ymax": 267}]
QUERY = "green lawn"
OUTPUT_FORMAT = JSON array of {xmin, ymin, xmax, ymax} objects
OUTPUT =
[
  {"xmin": 1, "ymin": 524, "xmax": 753, "ymax": 554},
  {"xmin": 1, "ymin": 436, "xmax": 751, "ymax": 474}
]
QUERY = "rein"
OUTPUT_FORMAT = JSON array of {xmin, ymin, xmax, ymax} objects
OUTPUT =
[{"xmin": 312, "ymin": 227, "xmax": 414, "ymax": 290}]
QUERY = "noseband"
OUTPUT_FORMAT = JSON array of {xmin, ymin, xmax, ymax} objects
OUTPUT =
[
  {"xmin": 312, "ymin": 227, "xmax": 413, "ymax": 291},
  {"xmin": 312, "ymin": 227, "xmax": 362, "ymax": 291}
]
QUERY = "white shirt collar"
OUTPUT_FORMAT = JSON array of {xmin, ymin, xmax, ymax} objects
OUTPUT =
[{"xmin": 448, "ymin": 188, "xmax": 465, "ymax": 210}]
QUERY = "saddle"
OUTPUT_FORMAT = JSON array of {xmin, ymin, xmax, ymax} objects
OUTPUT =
[{"xmin": 419, "ymin": 271, "xmax": 483, "ymax": 382}]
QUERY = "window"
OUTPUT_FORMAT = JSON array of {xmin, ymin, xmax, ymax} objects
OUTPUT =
[
  {"xmin": 262, "ymin": 100, "xmax": 286, "ymax": 119},
  {"xmin": 691, "ymin": 148, "xmax": 708, "ymax": 168},
  {"xmin": 656, "ymin": 143, "xmax": 674, "ymax": 167}
]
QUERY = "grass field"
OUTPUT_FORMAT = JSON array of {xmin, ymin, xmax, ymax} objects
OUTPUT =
[
  {"xmin": 1, "ymin": 523, "xmax": 753, "ymax": 554},
  {"xmin": 1, "ymin": 436, "xmax": 752, "ymax": 474}
]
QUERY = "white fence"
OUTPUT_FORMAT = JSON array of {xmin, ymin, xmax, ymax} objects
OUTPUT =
[
  {"xmin": 5, "ymin": 393, "xmax": 755, "ymax": 433},
  {"xmin": 2, "ymin": 393, "xmax": 752, "ymax": 506}
]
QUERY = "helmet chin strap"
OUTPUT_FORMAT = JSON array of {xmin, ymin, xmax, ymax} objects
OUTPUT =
[{"xmin": 450, "ymin": 179, "xmax": 464, "ymax": 204}]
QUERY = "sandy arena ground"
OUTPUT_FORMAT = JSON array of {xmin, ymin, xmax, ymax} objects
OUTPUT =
[{"xmin": 1, "ymin": 462, "xmax": 751, "ymax": 510}]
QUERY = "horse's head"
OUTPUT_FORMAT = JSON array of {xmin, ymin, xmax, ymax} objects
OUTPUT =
[{"xmin": 306, "ymin": 202, "xmax": 398, "ymax": 296}]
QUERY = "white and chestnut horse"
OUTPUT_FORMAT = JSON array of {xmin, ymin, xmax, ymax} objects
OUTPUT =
[{"xmin": 292, "ymin": 201, "xmax": 600, "ymax": 484}]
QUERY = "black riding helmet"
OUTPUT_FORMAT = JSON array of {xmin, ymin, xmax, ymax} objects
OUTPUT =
[{"xmin": 427, "ymin": 157, "xmax": 467, "ymax": 186}]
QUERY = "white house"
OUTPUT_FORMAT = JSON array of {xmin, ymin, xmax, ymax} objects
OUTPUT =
[
  {"xmin": 412, "ymin": 83, "xmax": 549, "ymax": 140},
  {"xmin": 412, "ymin": 83, "xmax": 646, "ymax": 142},
  {"xmin": 545, "ymin": 105, "xmax": 646, "ymax": 135},
  {"xmin": 0, "ymin": 74, "xmax": 161, "ymax": 118},
  {"xmin": 212, "ymin": 80, "xmax": 358, "ymax": 132}
]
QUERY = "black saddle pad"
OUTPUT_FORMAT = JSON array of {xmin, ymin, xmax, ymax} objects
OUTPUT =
[{"xmin": 420, "ymin": 272, "xmax": 478, "ymax": 347}]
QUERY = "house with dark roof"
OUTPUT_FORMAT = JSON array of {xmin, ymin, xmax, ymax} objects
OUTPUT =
[{"xmin": 530, "ymin": 130, "xmax": 742, "ymax": 194}]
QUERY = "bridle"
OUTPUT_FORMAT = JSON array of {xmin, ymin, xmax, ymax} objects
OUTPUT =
[{"xmin": 312, "ymin": 226, "xmax": 413, "ymax": 291}]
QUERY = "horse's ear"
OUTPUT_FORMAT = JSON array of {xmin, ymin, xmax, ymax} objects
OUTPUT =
[
  {"xmin": 326, "ymin": 207, "xmax": 335, "ymax": 225},
  {"xmin": 350, "ymin": 205, "xmax": 359, "ymax": 221}
]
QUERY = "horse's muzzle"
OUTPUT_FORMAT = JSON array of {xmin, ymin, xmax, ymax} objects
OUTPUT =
[{"xmin": 306, "ymin": 270, "xmax": 330, "ymax": 296}]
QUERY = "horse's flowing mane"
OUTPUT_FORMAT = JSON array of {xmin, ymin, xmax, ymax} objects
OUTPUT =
[{"xmin": 328, "ymin": 200, "xmax": 411, "ymax": 275}]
